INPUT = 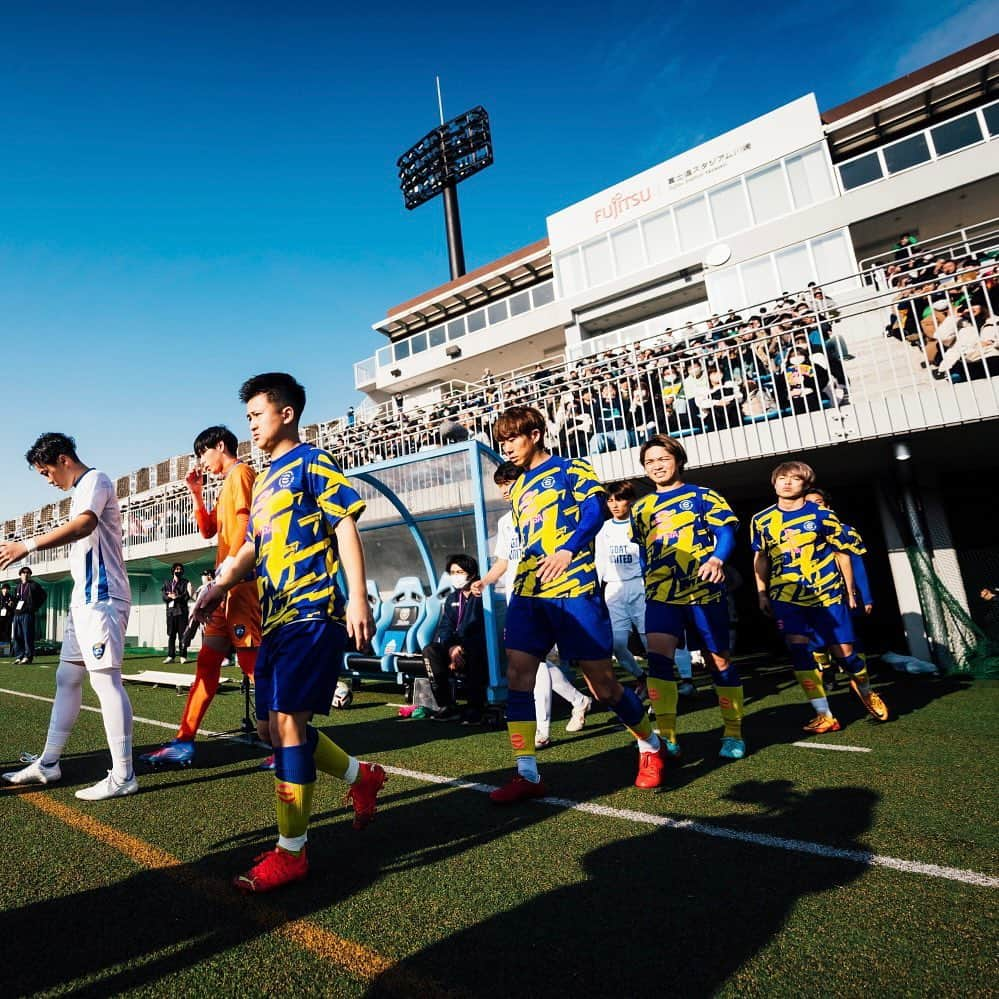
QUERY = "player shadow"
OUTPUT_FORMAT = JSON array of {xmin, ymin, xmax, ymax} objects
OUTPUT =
[{"xmin": 364, "ymin": 779, "xmax": 880, "ymax": 998}]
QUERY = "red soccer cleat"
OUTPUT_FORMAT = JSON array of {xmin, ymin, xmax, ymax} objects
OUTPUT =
[
  {"xmin": 233, "ymin": 846, "xmax": 308, "ymax": 893},
  {"xmin": 345, "ymin": 762, "xmax": 387, "ymax": 830},
  {"xmin": 635, "ymin": 745, "xmax": 669, "ymax": 789},
  {"xmin": 489, "ymin": 774, "xmax": 549, "ymax": 805}
]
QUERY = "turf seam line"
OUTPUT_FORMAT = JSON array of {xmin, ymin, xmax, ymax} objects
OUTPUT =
[{"xmin": 790, "ymin": 741, "xmax": 873, "ymax": 753}]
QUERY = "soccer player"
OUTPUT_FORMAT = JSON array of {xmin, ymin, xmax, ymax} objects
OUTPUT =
[
  {"xmin": 751, "ymin": 460, "xmax": 889, "ymax": 733},
  {"xmin": 595, "ymin": 480, "xmax": 648, "ymax": 699},
  {"xmin": 141, "ymin": 425, "xmax": 266, "ymax": 768},
  {"xmin": 191, "ymin": 372, "xmax": 385, "ymax": 892},
  {"xmin": 488, "ymin": 406, "xmax": 664, "ymax": 803},
  {"xmin": 473, "ymin": 461, "xmax": 592, "ymax": 747},
  {"xmin": 0, "ymin": 433, "xmax": 138, "ymax": 800},
  {"xmin": 631, "ymin": 435, "xmax": 745, "ymax": 763}
]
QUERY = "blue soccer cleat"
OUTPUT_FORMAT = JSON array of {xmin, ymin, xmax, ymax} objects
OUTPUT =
[
  {"xmin": 140, "ymin": 739, "xmax": 195, "ymax": 768},
  {"xmin": 719, "ymin": 737, "xmax": 746, "ymax": 760},
  {"xmin": 662, "ymin": 738, "xmax": 682, "ymax": 760}
]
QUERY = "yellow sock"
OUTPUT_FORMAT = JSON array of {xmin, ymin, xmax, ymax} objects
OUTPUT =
[
  {"xmin": 715, "ymin": 685, "xmax": 744, "ymax": 739},
  {"xmin": 647, "ymin": 677, "xmax": 678, "ymax": 743},
  {"xmin": 794, "ymin": 669, "xmax": 827, "ymax": 703},
  {"xmin": 626, "ymin": 711, "xmax": 654, "ymax": 743},
  {"xmin": 813, "ymin": 650, "xmax": 831, "ymax": 669},
  {"xmin": 507, "ymin": 720, "xmax": 537, "ymax": 760},
  {"xmin": 312, "ymin": 729, "xmax": 351, "ymax": 780},
  {"xmin": 275, "ymin": 777, "xmax": 315, "ymax": 844}
]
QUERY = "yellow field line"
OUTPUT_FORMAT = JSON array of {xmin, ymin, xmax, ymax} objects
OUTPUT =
[{"xmin": 19, "ymin": 793, "xmax": 459, "ymax": 998}]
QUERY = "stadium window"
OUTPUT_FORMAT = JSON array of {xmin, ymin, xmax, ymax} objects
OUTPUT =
[
  {"xmin": 746, "ymin": 162, "xmax": 791, "ymax": 224},
  {"xmin": 675, "ymin": 194, "xmax": 713, "ymax": 251},
  {"xmin": 446, "ymin": 318, "xmax": 466, "ymax": 340},
  {"xmin": 555, "ymin": 249, "xmax": 584, "ymax": 297},
  {"xmin": 509, "ymin": 290, "xmax": 531, "ymax": 317},
  {"xmin": 786, "ymin": 144, "xmax": 835, "ymax": 204},
  {"xmin": 466, "ymin": 308, "xmax": 486, "ymax": 333},
  {"xmin": 930, "ymin": 112, "xmax": 983, "ymax": 156},
  {"xmin": 377, "ymin": 345, "xmax": 392, "ymax": 366},
  {"xmin": 393, "ymin": 339, "xmax": 410, "ymax": 361},
  {"xmin": 707, "ymin": 178, "xmax": 750, "ymax": 238},
  {"xmin": 487, "ymin": 300, "xmax": 508, "ymax": 325},
  {"xmin": 838, "ymin": 151, "xmax": 883, "ymax": 191},
  {"xmin": 740, "ymin": 254, "xmax": 780, "ymax": 305},
  {"xmin": 810, "ymin": 230, "xmax": 855, "ymax": 284},
  {"xmin": 582, "ymin": 236, "xmax": 613, "ymax": 286},
  {"xmin": 531, "ymin": 282, "xmax": 555, "ymax": 308},
  {"xmin": 883, "ymin": 132, "xmax": 932, "ymax": 174},
  {"xmin": 610, "ymin": 223, "xmax": 645, "ymax": 276},
  {"xmin": 410, "ymin": 332, "xmax": 428, "ymax": 354},
  {"xmin": 774, "ymin": 242, "xmax": 812, "ymax": 293},
  {"xmin": 429, "ymin": 325, "xmax": 446, "ymax": 347},
  {"xmin": 705, "ymin": 266, "xmax": 744, "ymax": 314},
  {"xmin": 642, "ymin": 209, "xmax": 678, "ymax": 264},
  {"xmin": 984, "ymin": 102, "xmax": 999, "ymax": 137}
]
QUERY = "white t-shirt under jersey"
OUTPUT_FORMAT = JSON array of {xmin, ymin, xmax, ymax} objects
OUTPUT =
[
  {"xmin": 494, "ymin": 511, "xmax": 522, "ymax": 602},
  {"xmin": 69, "ymin": 469, "xmax": 130, "ymax": 607},
  {"xmin": 595, "ymin": 517, "xmax": 642, "ymax": 583}
]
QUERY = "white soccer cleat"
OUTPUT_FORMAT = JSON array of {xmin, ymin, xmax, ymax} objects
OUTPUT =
[
  {"xmin": 162, "ymin": 656, "xmax": 175, "ymax": 664},
  {"xmin": 2, "ymin": 757, "xmax": 62, "ymax": 785},
  {"xmin": 565, "ymin": 695, "xmax": 593, "ymax": 733},
  {"xmin": 74, "ymin": 770, "xmax": 139, "ymax": 801}
]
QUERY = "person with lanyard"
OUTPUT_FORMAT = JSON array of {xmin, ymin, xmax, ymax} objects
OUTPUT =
[{"xmin": 11, "ymin": 566, "xmax": 47, "ymax": 664}]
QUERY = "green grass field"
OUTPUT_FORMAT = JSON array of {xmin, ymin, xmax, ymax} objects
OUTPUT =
[{"xmin": 2, "ymin": 655, "xmax": 996, "ymax": 998}]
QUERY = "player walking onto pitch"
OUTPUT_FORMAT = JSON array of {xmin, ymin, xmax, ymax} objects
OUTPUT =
[
  {"xmin": 631, "ymin": 435, "xmax": 745, "ymax": 767},
  {"xmin": 1, "ymin": 433, "xmax": 138, "ymax": 800},
  {"xmin": 190, "ymin": 373, "xmax": 385, "ymax": 892},
  {"xmin": 752, "ymin": 460, "xmax": 889, "ymax": 733},
  {"xmin": 488, "ymin": 406, "xmax": 666, "ymax": 804}
]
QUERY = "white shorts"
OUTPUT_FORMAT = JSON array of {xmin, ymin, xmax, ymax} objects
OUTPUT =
[
  {"xmin": 604, "ymin": 577, "xmax": 646, "ymax": 636},
  {"xmin": 62, "ymin": 599, "xmax": 130, "ymax": 671}
]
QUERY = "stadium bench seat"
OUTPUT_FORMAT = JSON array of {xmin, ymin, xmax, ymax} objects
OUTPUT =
[{"xmin": 343, "ymin": 576, "xmax": 427, "ymax": 676}]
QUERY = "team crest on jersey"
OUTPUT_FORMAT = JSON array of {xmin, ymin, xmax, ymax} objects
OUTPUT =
[
  {"xmin": 278, "ymin": 471, "xmax": 294, "ymax": 489},
  {"xmin": 804, "ymin": 521, "xmax": 816, "ymax": 531},
  {"xmin": 679, "ymin": 500, "xmax": 694, "ymax": 511},
  {"xmin": 541, "ymin": 476, "xmax": 555, "ymax": 490},
  {"xmin": 234, "ymin": 625, "xmax": 246, "ymax": 639},
  {"xmin": 92, "ymin": 643, "xmax": 106, "ymax": 660}
]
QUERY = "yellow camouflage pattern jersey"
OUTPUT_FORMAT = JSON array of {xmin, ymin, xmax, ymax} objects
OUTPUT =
[
  {"xmin": 248, "ymin": 443, "xmax": 365, "ymax": 635},
  {"xmin": 750, "ymin": 501, "xmax": 850, "ymax": 607},
  {"xmin": 631, "ymin": 485, "xmax": 738, "ymax": 605},
  {"xmin": 510, "ymin": 455, "xmax": 606, "ymax": 598}
]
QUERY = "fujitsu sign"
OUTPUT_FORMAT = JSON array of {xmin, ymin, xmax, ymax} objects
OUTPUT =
[{"xmin": 546, "ymin": 94, "xmax": 823, "ymax": 254}]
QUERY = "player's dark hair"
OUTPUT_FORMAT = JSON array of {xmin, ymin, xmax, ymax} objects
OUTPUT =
[
  {"xmin": 493, "ymin": 461, "xmax": 523, "ymax": 486},
  {"xmin": 806, "ymin": 486, "xmax": 833, "ymax": 507},
  {"xmin": 193, "ymin": 425, "xmax": 238, "ymax": 458},
  {"xmin": 25, "ymin": 433, "xmax": 79, "ymax": 466},
  {"xmin": 607, "ymin": 480, "xmax": 637, "ymax": 502},
  {"xmin": 239, "ymin": 372, "xmax": 307, "ymax": 421},
  {"xmin": 445, "ymin": 553, "xmax": 480, "ymax": 581},
  {"xmin": 493, "ymin": 405, "xmax": 546, "ymax": 442},
  {"xmin": 172, "ymin": 562, "xmax": 184, "ymax": 572},
  {"xmin": 771, "ymin": 460, "xmax": 816, "ymax": 487},
  {"xmin": 639, "ymin": 434, "xmax": 687, "ymax": 473}
]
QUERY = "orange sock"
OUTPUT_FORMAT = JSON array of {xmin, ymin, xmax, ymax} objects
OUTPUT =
[
  {"xmin": 176, "ymin": 647, "xmax": 226, "ymax": 741},
  {"xmin": 236, "ymin": 647, "xmax": 257, "ymax": 679}
]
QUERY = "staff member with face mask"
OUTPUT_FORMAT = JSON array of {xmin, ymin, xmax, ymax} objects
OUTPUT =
[{"xmin": 422, "ymin": 554, "xmax": 487, "ymax": 725}]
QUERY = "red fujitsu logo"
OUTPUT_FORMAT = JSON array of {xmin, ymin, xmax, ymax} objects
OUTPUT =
[{"xmin": 594, "ymin": 188, "xmax": 653, "ymax": 225}]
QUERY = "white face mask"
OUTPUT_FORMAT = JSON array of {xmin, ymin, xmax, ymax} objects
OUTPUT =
[{"xmin": 449, "ymin": 573, "xmax": 469, "ymax": 590}]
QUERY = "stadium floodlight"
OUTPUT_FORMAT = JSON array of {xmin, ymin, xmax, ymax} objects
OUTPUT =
[{"xmin": 397, "ymin": 104, "xmax": 494, "ymax": 280}]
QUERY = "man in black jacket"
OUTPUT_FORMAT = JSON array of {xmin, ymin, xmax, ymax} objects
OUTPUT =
[
  {"xmin": 162, "ymin": 563, "xmax": 193, "ymax": 664},
  {"xmin": 0, "ymin": 582, "xmax": 15, "ymax": 653},
  {"xmin": 12, "ymin": 566, "xmax": 47, "ymax": 664},
  {"xmin": 423, "ymin": 554, "xmax": 488, "ymax": 723}
]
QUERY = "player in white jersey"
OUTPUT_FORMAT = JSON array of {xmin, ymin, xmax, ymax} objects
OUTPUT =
[
  {"xmin": 595, "ymin": 481, "xmax": 648, "ymax": 697},
  {"xmin": 0, "ymin": 433, "xmax": 138, "ymax": 800},
  {"xmin": 472, "ymin": 462, "xmax": 591, "ymax": 745}
]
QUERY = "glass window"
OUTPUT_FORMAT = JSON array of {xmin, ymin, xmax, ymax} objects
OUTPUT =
[
  {"xmin": 740, "ymin": 255, "xmax": 780, "ymax": 306},
  {"xmin": 811, "ymin": 230, "xmax": 855, "ymax": 284},
  {"xmin": 410, "ymin": 332, "xmax": 427, "ymax": 355},
  {"xmin": 746, "ymin": 162, "xmax": 790, "ymax": 224},
  {"xmin": 509, "ymin": 290, "xmax": 531, "ymax": 317},
  {"xmin": 642, "ymin": 210, "xmax": 678, "ymax": 264},
  {"xmin": 883, "ymin": 132, "xmax": 932, "ymax": 174},
  {"xmin": 838, "ymin": 151, "xmax": 883, "ymax": 191},
  {"xmin": 376, "ymin": 345, "xmax": 392, "ymax": 366},
  {"xmin": 984, "ymin": 103, "xmax": 999, "ymax": 137},
  {"xmin": 774, "ymin": 243, "xmax": 812, "ymax": 293},
  {"xmin": 429, "ymin": 325, "xmax": 445, "ymax": 347},
  {"xmin": 582, "ymin": 237, "xmax": 613, "ymax": 286},
  {"xmin": 610, "ymin": 224, "xmax": 645, "ymax": 276},
  {"xmin": 466, "ymin": 308, "xmax": 486, "ymax": 333},
  {"xmin": 447, "ymin": 318, "xmax": 466, "ymax": 340},
  {"xmin": 393, "ymin": 339, "xmax": 410, "ymax": 361},
  {"xmin": 708, "ymin": 179, "xmax": 750, "ymax": 238},
  {"xmin": 786, "ymin": 144, "xmax": 835, "ymax": 204},
  {"xmin": 556, "ymin": 250, "xmax": 584, "ymax": 297},
  {"xmin": 930, "ymin": 113, "xmax": 983, "ymax": 156},
  {"xmin": 674, "ymin": 195, "xmax": 713, "ymax": 251},
  {"xmin": 705, "ymin": 267, "xmax": 744, "ymax": 314},
  {"xmin": 487, "ymin": 300, "xmax": 508, "ymax": 325},
  {"xmin": 531, "ymin": 282, "xmax": 555, "ymax": 307}
]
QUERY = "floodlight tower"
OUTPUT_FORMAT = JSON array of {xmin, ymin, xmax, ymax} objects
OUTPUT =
[{"xmin": 397, "ymin": 95, "xmax": 494, "ymax": 281}]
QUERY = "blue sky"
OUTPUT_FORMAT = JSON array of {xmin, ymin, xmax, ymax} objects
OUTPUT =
[{"xmin": 0, "ymin": 1, "xmax": 991, "ymax": 519}]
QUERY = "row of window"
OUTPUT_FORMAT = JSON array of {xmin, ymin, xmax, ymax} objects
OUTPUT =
[
  {"xmin": 555, "ymin": 143, "xmax": 837, "ymax": 298},
  {"xmin": 839, "ymin": 101, "xmax": 999, "ymax": 191}
]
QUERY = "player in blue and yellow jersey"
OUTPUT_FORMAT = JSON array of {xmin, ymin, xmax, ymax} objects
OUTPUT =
[
  {"xmin": 751, "ymin": 461, "xmax": 889, "ymax": 734},
  {"xmin": 632, "ymin": 434, "xmax": 745, "ymax": 766},
  {"xmin": 489, "ymin": 406, "xmax": 667, "ymax": 803},
  {"xmin": 191, "ymin": 372, "xmax": 386, "ymax": 892}
]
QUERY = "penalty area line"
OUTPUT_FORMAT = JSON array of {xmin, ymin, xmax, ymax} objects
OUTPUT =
[{"xmin": 791, "ymin": 741, "xmax": 872, "ymax": 753}]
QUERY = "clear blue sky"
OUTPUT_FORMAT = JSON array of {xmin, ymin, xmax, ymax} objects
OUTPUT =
[{"xmin": 0, "ymin": 0, "xmax": 991, "ymax": 519}]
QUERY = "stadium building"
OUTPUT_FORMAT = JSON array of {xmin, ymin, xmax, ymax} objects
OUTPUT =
[{"xmin": 5, "ymin": 35, "xmax": 999, "ymax": 677}]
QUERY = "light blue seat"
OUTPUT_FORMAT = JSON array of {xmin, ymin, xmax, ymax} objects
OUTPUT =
[{"xmin": 343, "ymin": 576, "xmax": 426, "ymax": 675}]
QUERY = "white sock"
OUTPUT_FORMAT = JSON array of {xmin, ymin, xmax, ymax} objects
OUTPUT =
[
  {"xmin": 343, "ymin": 756, "xmax": 360, "ymax": 784},
  {"xmin": 40, "ymin": 660, "xmax": 86, "ymax": 765},
  {"xmin": 548, "ymin": 663, "xmax": 587, "ymax": 708},
  {"xmin": 811, "ymin": 697, "xmax": 831, "ymax": 715},
  {"xmin": 88, "ymin": 668, "xmax": 135, "ymax": 782},
  {"xmin": 533, "ymin": 663, "xmax": 553, "ymax": 731},
  {"xmin": 278, "ymin": 834, "xmax": 307, "ymax": 853},
  {"xmin": 638, "ymin": 733, "xmax": 661, "ymax": 754},
  {"xmin": 516, "ymin": 755, "xmax": 540, "ymax": 783}
]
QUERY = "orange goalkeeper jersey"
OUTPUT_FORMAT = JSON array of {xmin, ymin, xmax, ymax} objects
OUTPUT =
[{"xmin": 198, "ymin": 462, "xmax": 256, "ymax": 565}]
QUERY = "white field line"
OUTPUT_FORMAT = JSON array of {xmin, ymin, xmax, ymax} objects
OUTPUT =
[
  {"xmin": 791, "ymin": 741, "xmax": 873, "ymax": 753},
  {"xmin": 2, "ymin": 687, "xmax": 995, "ymax": 889}
]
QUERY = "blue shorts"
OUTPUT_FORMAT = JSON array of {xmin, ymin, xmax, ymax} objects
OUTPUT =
[
  {"xmin": 772, "ymin": 600, "xmax": 854, "ymax": 647},
  {"xmin": 254, "ymin": 619, "xmax": 346, "ymax": 716},
  {"xmin": 645, "ymin": 600, "xmax": 730, "ymax": 654},
  {"xmin": 505, "ymin": 592, "xmax": 612, "ymax": 661}
]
